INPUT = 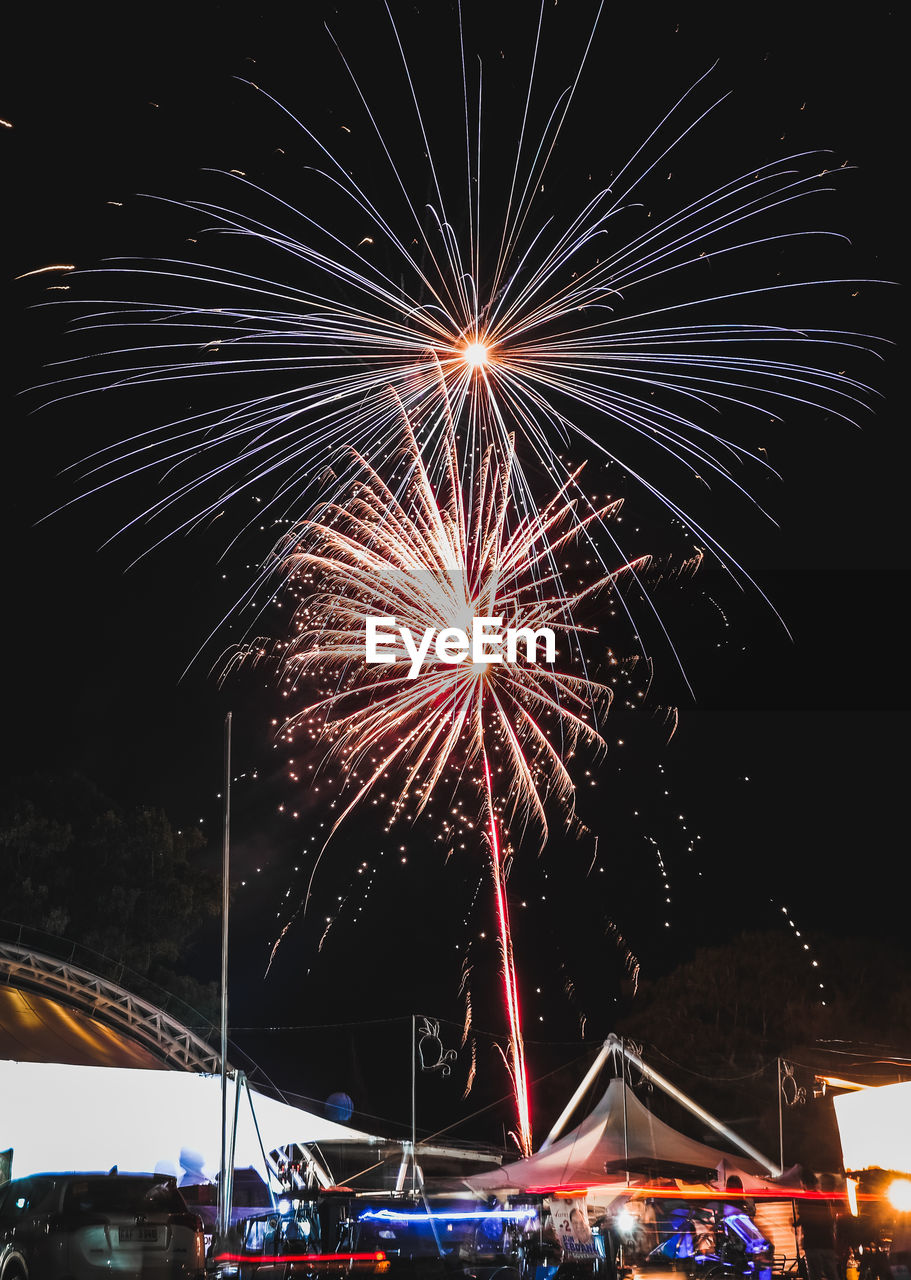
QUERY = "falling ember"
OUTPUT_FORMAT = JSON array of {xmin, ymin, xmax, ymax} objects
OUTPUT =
[
  {"xmin": 15, "ymin": 263, "xmax": 75, "ymax": 279},
  {"xmin": 228, "ymin": 403, "xmax": 645, "ymax": 1151}
]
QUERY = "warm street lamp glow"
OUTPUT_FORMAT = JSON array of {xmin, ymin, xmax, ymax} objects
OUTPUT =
[
  {"xmin": 834, "ymin": 1080, "xmax": 911, "ymax": 1178},
  {"xmin": 888, "ymin": 1178, "xmax": 911, "ymax": 1213}
]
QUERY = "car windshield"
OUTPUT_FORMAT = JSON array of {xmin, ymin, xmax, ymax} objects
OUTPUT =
[{"xmin": 63, "ymin": 1177, "xmax": 186, "ymax": 1215}]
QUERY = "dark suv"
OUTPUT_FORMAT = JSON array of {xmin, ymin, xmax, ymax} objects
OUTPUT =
[{"xmin": 0, "ymin": 1171, "xmax": 205, "ymax": 1280}]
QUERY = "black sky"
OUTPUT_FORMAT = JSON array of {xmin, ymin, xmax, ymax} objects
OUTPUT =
[{"xmin": 1, "ymin": 3, "xmax": 906, "ymax": 1142}]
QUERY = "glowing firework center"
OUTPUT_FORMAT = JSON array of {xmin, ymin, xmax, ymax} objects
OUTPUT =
[
  {"xmin": 460, "ymin": 338, "xmax": 491, "ymax": 371},
  {"xmin": 365, "ymin": 615, "xmax": 556, "ymax": 679}
]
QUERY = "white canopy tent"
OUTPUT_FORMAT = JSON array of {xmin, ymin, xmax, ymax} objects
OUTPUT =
[
  {"xmin": 0, "ymin": 1060, "xmax": 377, "ymax": 1184},
  {"xmin": 467, "ymin": 1078, "xmax": 769, "ymax": 1193}
]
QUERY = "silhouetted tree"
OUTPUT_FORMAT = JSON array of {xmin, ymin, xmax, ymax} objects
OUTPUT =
[
  {"xmin": 617, "ymin": 930, "xmax": 911, "ymax": 1168},
  {"xmin": 0, "ymin": 772, "xmax": 220, "ymax": 1019}
]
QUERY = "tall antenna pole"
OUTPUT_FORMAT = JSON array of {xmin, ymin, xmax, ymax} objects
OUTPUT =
[
  {"xmin": 218, "ymin": 711, "xmax": 233, "ymax": 1241},
  {"xmin": 778, "ymin": 1057, "xmax": 784, "ymax": 1172},
  {"xmin": 411, "ymin": 1014, "xmax": 417, "ymax": 1198}
]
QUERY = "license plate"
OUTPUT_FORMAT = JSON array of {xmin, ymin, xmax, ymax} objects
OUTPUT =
[{"xmin": 118, "ymin": 1226, "xmax": 163, "ymax": 1244}]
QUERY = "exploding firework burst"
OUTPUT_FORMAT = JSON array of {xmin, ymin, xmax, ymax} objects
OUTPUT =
[
  {"xmin": 267, "ymin": 436, "xmax": 631, "ymax": 842},
  {"xmin": 42, "ymin": 1, "xmax": 881, "ymax": 644},
  {"xmin": 229, "ymin": 403, "xmax": 645, "ymax": 1152}
]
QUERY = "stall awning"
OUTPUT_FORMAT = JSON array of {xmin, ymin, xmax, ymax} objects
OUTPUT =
[{"xmin": 834, "ymin": 1079, "xmax": 911, "ymax": 1175}]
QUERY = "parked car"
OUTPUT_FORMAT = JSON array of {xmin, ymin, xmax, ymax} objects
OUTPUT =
[
  {"xmin": 212, "ymin": 1194, "xmax": 535, "ymax": 1280},
  {"xmin": 0, "ymin": 1170, "xmax": 206, "ymax": 1280},
  {"xmin": 212, "ymin": 1192, "xmax": 391, "ymax": 1280}
]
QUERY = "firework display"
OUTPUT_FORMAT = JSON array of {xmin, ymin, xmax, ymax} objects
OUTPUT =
[
  {"xmin": 45, "ymin": 6, "xmax": 878, "ymax": 602},
  {"xmin": 14, "ymin": 2, "xmax": 892, "ymax": 1151}
]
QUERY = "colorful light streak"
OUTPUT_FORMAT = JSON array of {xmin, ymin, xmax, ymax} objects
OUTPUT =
[
  {"xmin": 357, "ymin": 1208, "xmax": 537, "ymax": 1223},
  {"xmin": 214, "ymin": 1253, "xmax": 388, "ymax": 1267},
  {"xmin": 533, "ymin": 1184, "xmax": 880, "ymax": 1201}
]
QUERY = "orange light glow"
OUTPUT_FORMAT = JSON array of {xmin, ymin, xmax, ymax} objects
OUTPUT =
[
  {"xmin": 888, "ymin": 1178, "xmax": 911, "ymax": 1213},
  {"xmin": 530, "ymin": 1183, "xmax": 884, "ymax": 1201}
]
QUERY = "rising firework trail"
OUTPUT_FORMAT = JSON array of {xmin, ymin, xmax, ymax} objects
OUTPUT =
[{"xmin": 229, "ymin": 403, "xmax": 644, "ymax": 1153}]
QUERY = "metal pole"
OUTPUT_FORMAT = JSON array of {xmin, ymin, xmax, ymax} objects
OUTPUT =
[
  {"xmin": 411, "ymin": 1014, "xmax": 416, "ymax": 1198},
  {"xmin": 218, "ymin": 712, "xmax": 232, "ymax": 1241},
  {"xmin": 778, "ymin": 1058, "xmax": 784, "ymax": 1173}
]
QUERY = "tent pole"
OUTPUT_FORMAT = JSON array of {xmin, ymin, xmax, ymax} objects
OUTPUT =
[
  {"xmin": 218, "ymin": 711, "xmax": 232, "ymax": 1241},
  {"xmin": 223, "ymin": 1070, "xmax": 241, "ymax": 1236},
  {"xmin": 299, "ymin": 1143, "xmax": 335, "ymax": 1191},
  {"xmin": 540, "ymin": 1041, "xmax": 613, "ymax": 1149},
  {"xmin": 606, "ymin": 1035, "xmax": 781, "ymax": 1176},
  {"xmin": 621, "ymin": 1037, "xmax": 629, "ymax": 1187},
  {"xmin": 244, "ymin": 1076, "xmax": 278, "ymax": 1208},
  {"xmin": 395, "ymin": 1149, "xmax": 410, "ymax": 1194}
]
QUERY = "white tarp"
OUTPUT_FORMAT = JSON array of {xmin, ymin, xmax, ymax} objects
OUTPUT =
[
  {"xmin": 0, "ymin": 1060, "xmax": 376, "ymax": 1182},
  {"xmin": 834, "ymin": 1079, "xmax": 911, "ymax": 1175}
]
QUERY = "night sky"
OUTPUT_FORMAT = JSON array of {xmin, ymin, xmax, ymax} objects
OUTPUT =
[{"xmin": 2, "ymin": 3, "xmax": 905, "ymax": 1146}]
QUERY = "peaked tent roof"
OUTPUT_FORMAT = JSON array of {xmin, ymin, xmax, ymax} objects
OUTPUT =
[{"xmin": 468, "ymin": 1078, "xmax": 766, "ymax": 1192}]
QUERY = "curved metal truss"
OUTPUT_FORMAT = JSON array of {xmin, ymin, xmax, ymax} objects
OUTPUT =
[{"xmin": 0, "ymin": 940, "xmax": 220, "ymax": 1073}]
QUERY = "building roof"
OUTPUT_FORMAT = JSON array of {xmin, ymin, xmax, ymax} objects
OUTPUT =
[
  {"xmin": 0, "ymin": 939, "xmax": 219, "ymax": 1071},
  {"xmin": 0, "ymin": 986, "xmax": 166, "ymax": 1069}
]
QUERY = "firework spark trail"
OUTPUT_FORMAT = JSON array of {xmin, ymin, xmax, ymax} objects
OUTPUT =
[
  {"xmin": 231, "ymin": 406, "xmax": 640, "ymax": 1148},
  {"xmin": 481, "ymin": 733, "xmax": 531, "ymax": 1155},
  {"xmin": 39, "ymin": 3, "xmax": 883, "ymax": 660}
]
